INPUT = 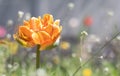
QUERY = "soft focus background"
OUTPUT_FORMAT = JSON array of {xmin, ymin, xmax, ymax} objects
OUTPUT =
[{"xmin": 0, "ymin": 0, "xmax": 120, "ymax": 76}]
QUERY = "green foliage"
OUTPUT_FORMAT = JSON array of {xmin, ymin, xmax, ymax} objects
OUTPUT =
[{"xmin": 0, "ymin": 39, "xmax": 120, "ymax": 76}]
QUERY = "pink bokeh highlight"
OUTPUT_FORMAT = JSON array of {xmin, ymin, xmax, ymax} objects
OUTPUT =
[{"xmin": 0, "ymin": 26, "xmax": 7, "ymax": 38}]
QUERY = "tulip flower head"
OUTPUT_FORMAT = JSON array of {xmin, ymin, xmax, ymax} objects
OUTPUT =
[{"xmin": 13, "ymin": 14, "xmax": 62, "ymax": 50}]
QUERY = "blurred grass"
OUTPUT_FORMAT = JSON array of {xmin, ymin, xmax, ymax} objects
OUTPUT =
[{"xmin": 0, "ymin": 37, "xmax": 120, "ymax": 76}]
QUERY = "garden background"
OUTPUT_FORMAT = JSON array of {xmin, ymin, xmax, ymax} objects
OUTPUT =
[{"xmin": 0, "ymin": 0, "xmax": 120, "ymax": 76}]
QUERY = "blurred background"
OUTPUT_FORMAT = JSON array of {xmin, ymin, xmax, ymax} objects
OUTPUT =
[
  {"xmin": 0, "ymin": 0, "xmax": 120, "ymax": 76},
  {"xmin": 1, "ymin": 0, "xmax": 120, "ymax": 37}
]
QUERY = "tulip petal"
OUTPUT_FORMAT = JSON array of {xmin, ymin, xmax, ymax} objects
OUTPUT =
[
  {"xmin": 40, "ymin": 40, "xmax": 53, "ymax": 50},
  {"xmin": 38, "ymin": 31, "xmax": 52, "ymax": 44},
  {"xmin": 24, "ymin": 20, "xmax": 30, "ymax": 27},
  {"xmin": 15, "ymin": 36, "xmax": 27, "ymax": 46},
  {"xmin": 13, "ymin": 34, "xmax": 35, "ymax": 47},
  {"xmin": 33, "ymin": 31, "xmax": 53, "ymax": 50},
  {"xmin": 54, "ymin": 20, "xmax": 60, "ymax": 25},
  {"xmin": 19, "ymin": 26, "xmax": 33, "ymax": 39},
  {"xmin": 32, "ymin": 31, "xmax": 52, "ymax": 44},
  {"xmin": 44, "ymin": 24, "xmax": 53, "ymax": 35},
  {"xmin": 32, "ymin": 32, "xmax": 43, "ymax": 44},
  {"xmin": 52, "ymin": 25, "xmax": 62, "ymax": 41},
  {"xmin": 42, "ymin": 14, "xmax": 54, "ymax": 26},
  {"xmin": 29, "ymin": 17, "xmax": 41, "ymax": 31}
]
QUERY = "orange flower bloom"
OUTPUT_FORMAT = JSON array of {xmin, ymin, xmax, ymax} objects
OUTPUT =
[{"xmin": 13, "ymin": 14, "xmax": 62, "ymax": 50}]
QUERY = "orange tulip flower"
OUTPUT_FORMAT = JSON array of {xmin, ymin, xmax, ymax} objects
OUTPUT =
[{"xmin": 13, "ymin": 14, "xmax": 62, "ymax": 50}]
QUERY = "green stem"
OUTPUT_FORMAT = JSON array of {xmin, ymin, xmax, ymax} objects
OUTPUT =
[
  {"xmin": 36, "ymin": 45, "xmax": 40, "ymax": 69},
  {"xmin": 72, "ymin": 31, "xmax": 120, "ymax": 76},
  {"xmin": 80, "ymin": 37, "xmax": 83, "ymax": 58}
]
